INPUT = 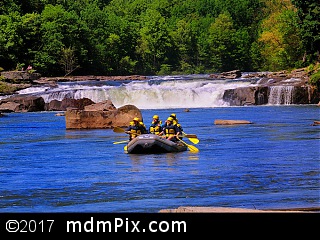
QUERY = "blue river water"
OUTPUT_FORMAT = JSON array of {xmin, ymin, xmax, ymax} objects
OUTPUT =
[{"xmin": 0, "ymin": 105, "xmax": 319, "ymax": 212}]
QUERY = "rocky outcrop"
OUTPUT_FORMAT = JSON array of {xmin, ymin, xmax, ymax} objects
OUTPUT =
[
  {"xmin": 223, "ymin": 86, "xmax": 268, "ymax": 106},
  {"xmin": 223, "ymin": 85, "xmax": 319, "ymax": 106},
  {"xmin": 34, "ymin": 75, "xmax": 147, "ymax": 85},
  {"xmin": 0, "ymin": 96, "xmax": 100, "ymax": 112},
  {"xmin": 0, "ymin": 96, "xmax": 45, "ymax": 112},
  {"xmin": 292, "ymin": 86, "xmax": 319, "ymax": 104},
  {"xmin": 1, "ymin": 71, "xmax": 41, "ymax": 82},
  {"xmin": 209, "ymin": 70, "xmax": 242, "ymax": 79},
  {"xmin": 45, "ymin": 98, "xmax": 95, "ymax": 111},
  {"xmin": 65, "ymin": 104, "xmax": 143, "ymax": 129},
  {"xmin": 209, "ymin": 68, "xmax": 318, "ymax": 106},
  {"xmin": 1, "ymin": 70, "xmax": 318, "ymax": 111}
]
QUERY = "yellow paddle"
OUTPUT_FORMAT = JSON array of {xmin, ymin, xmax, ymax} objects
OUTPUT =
[
  {"xmin": 113, "ymin": 126, "xmax": 126, "ymax": 133},
  {"xmin": 182, "ymin": 132, "xmax": 199, "ymax": 144},
  {"xmin": 177, "ymin": 138, "xmax": 199, "ymax": 153},
  {"xmin": 112, "ymin": 127, "xmax": 129, "ymax": 150},
  {"xmin": 113, "ymin": 140, "xmax": 129, "ymax": 144}
]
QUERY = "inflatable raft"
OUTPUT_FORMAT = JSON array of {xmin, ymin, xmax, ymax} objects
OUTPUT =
[{"xmin": 125, "ymin": 134, "xmax": 188, "ymax": 154}]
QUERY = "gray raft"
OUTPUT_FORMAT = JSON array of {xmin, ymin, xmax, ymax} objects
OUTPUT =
[{"xmin": 126, "ymin": 134, "xmax": 187, "ymax": 154}]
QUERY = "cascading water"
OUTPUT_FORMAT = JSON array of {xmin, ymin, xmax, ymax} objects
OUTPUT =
[
  {"xmin": 268, "ymin": 86, "xmax": 295, "ymax": 105},
  {"xmin": 16, "ymin": 75, "xmax": 258, "ymax": 109},
  {"xmin": 10, "ymin": 74, "xmax": 304, "ymax": 109}
]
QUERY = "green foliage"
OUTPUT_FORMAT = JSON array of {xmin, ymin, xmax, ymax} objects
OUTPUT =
[
  {"xmin": 15, "ymin": 63, "xmax": 25, "ymax": 70},
  {"xmin": 309, "ymin": 71, "xmax": 320, "ymax": 89},
  {"xmin": 118, "ymin": 56, "xmax": 137, "ymax": 75},
  {"xmin": 157, "ymin": 64, "xmax": 171, "ymax": 75},
  {"xmin": 257, "ymin": 1, "xmax": 304, "ymax": 71},
  {"xmin": 59, "ymin": 46, "xmax": 79, "ymax": 76},
  {"xmin": 0, "ymin": 0, "xmax": 318, "ymax": 76},
  {"xmin": 291, "ymin": 0, "xmax": 320, "ymax": 63},
  {"xmin": 308, "ymin": 63, "xmax": 320, "ymax": 88},
  {"xmin": 0, "ymin": 81, "xmax": 19, "ymax": 94},
  {"xmin": 207, "ymin": 12, "xmax": 236, "ymax": 72}
]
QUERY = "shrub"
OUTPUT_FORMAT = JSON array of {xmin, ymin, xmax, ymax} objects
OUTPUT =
[
  {"xmin": 309, "ymin": 70, "xmax": 320, "ymax": 89},
  {"xmin": 0, "ymin": 81, "xmax": 19, "ymax": 94}
]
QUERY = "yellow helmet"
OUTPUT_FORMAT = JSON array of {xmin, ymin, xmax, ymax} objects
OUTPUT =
[
  {"xmin": 170, "ymin": 113, "xmax": 176, "ymax": 119},
  {"xmin": 133, "ymin": 117, "xmax": 140, "ymax": 122},
  {"xmin": 167, "ymin": 117, "xmax": 173, "ymax": 122},
  {"xmin": 153, "ymin": 115, "xmax": 159, "ymax": 119}
]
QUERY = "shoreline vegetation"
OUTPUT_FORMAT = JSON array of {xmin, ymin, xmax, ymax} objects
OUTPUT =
[{"xmin": 1, "ymin": 1, "xmax": 319, "ymax": 79}]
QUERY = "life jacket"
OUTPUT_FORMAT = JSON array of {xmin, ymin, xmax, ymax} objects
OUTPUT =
[
  {"xmin": 164, "ymin": 124, "xmax": 177, "ymax": 138},
  {"xmin": 149, "ymin": 120, "xmax": 162, "ymax": 134},
  {"xmin": 140, "ymin": 121, "xmax": 146, "ymax": 129},
  {"xmin": 172, "ymin": 119, "xmax": 183, "ymax": 131},
  {"xmin": 129, "ymin": 124, "xmax": 145, "ymax": 139},
  {"xmin": 163, "ymin": 120, "xmax": 183, "ymax": 134}
]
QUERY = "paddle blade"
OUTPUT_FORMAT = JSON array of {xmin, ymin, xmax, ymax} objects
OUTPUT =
[
  {"xmin": 187, "ymin": 144, "xmax": 199, "ymax": 153},
  {"xmin": 113, "ymin": 127, "xmax": 125, "ymax": 133},
  {"xmin": 182, "ymin": 132, "xmax": 199, "ymax": 144},
  {"xmin": 113, "ymin": 140, "xmax": 129, "ymax": 144},
  {"xmin": 178, "ymin": 138, "xmax": 199, "ymax": 153},
  {"xmin": 188, "ymin": 137, "xmax": 199, "ymax": 144}
]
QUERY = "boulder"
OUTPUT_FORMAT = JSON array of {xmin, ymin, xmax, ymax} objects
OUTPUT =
[
  {"xmin": 223, "ymin": 85, "xmax": 319, "ymax": 106},
  {"xmin": 65, "ymin": 104, "xmax": 143, "ymax": 129},
  {"xmin": 223, "ymin": 87, "xmax": 269, "ymax": 106},
  {"xmin": 45, "ymin": 97, "xmax": 95, "ymax": 111},
  {"xmin": 0, "ymin": 96, "xmax": 45, "ymax": 112},
  {"xmin": 0, "ymin": 101, "xmax": 21, "ymax": 112},
  {"xmin": 293, "ymin": 86, "xmax": 319, "ymax": 104},
  {"xmin": 84, "ymin": 100, "xmax": 116, "ymax": 111},
  {"xmin": 214, "ymin": 119, "xmax": 253, "ymax": 125},
  {"xmin": 1, "ymin": 70, "xmax": 41, "ymax": 82},
  {"xmin": 312, "ymin": 121, "xmax": 320, "ymax": 126}
]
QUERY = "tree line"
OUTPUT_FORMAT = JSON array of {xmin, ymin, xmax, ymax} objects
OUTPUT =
[{"xmin": 0, "ymin": 0, "xmax": 319, "ymax": 77}]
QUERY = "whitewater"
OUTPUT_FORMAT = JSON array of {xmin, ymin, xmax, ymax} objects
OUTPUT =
[{"xmin": 14, "ymin": 74, "xmax": 262, "ymax": 109}]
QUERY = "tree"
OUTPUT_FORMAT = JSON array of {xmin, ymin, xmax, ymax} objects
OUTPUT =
[
  {"xmin": 136, "ymin": 9, "xmax": 173, "ymax": 74},
  {"xmin": 207, "ymin": 12, "xmax": 236, "ymax": 72},
  {"xmin": 171, "ymin": 19, "xmax": 196, "ymax": 73},
  {"xmin": 291, "ymin": 0, "xmax": 320, "ymax": 63},
  {"xmin": 258, "ymin": 1, "xmax": 304, "ymax": 70},
  {"xmin": 34, "ymin": 4, "xmax": 87, "ymax": 76},
  {"xmin": 59, "ymin": 46, "xmax": 79, "ymax": 76}
]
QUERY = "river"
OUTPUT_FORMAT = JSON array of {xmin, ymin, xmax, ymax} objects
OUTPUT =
[{"xmin": 0, "ymin": 103, "xmax": 319, "ymax": 212}]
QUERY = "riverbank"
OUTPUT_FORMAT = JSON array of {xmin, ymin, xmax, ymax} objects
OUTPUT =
[{"xmin": 159, "ymin": 206, "xmax": 320, "ymax": 213}]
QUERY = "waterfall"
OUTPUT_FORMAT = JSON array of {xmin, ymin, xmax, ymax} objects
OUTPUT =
[
  {"xmin": 16, "ymin": 76, "xmax": 256, "ymax": 109},
  {"xmin": 10, "ymin": 74, "xmax": 306, "ymax": 108},
  {"xmin": 268, "ymin": 86, "xmax": 295, "ymax": 105}
]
